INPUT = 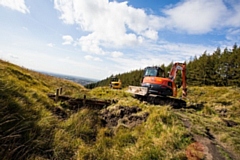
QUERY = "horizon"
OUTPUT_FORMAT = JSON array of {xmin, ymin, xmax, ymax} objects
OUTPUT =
[
  {"xmin": 0, "ymin": 0, "xmax": 239, "ymax": 79},
  {"xmin": 38, "ymin": 70, "xmax": 99, "ymax": 82}
]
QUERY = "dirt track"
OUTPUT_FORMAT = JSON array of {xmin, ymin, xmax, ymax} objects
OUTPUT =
[{"xmin": 180, "ymin": 113, "xmax": 238, "ymax": 160}]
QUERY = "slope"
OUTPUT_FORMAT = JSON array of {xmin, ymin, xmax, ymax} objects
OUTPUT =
[{"xmin": 0, "ymin": 59, "xmax": 87, "ymax": 159}]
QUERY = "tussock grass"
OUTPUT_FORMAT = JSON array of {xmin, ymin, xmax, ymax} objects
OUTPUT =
[
  {"xmin": 61, "ymin": 109, "xmax": 100, "ymax": 143},
  {"xmin": 53, "ymin": 129, "xmax": 83, "ymax": 159},
  {"xmin": 0, "ymin": 59, "xmax": 85, "ymax": 159}
]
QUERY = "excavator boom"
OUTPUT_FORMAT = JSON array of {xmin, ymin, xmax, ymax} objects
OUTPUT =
[{"xmin": 169, "ymin": 63, "xmax": 187, "ymax": 98}]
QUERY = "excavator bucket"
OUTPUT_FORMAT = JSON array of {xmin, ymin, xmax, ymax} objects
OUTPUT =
[{"xmin": 127, "ymin": 86, "xmax": 149, "ymax": 96}]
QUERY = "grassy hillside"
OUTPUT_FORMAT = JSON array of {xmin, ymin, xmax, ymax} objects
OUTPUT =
[
  {"xmin": 0, "ymin": 59, "xmax": 87, "ymax": 159},
  {"xmin": 1, "ymin": 59, "xmax": 240, "ymax": 160}
]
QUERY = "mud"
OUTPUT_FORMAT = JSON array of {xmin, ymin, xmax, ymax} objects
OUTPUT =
[
  {"xmin": 51, "ymin": 106, "xmax": 68, "ymax": 119},
  {"xmin": 99, "ymin": 106, "xmax": 149, "ymax": 128},
  {"xmin": 48, "ymin": 94, "xmax": 149, "ymax": 130}
]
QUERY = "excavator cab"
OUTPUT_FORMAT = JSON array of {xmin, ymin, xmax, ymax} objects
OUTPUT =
[
  {"xmin": 143, "ymin": 67, "xmax": 164, "ymax": 77},
  {"xmin": 141, "ymin": 67, "xmax": 174, "ymax": 97}
]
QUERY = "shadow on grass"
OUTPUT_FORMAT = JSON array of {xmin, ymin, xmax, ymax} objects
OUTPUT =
[
  {"xmin": 215, "ymin": 101, "xmax": 232, "ymax": 106},
  {"xmin": 136, "ymin": 95, "xmax": 187, "ymax": 108},
  {"xmin": 0, "ymin": 80, "xmax": 54, "ymax": 160},
  {"xmin": 186, "ymin": 103, "xmax": 205, "ymax": 111}
]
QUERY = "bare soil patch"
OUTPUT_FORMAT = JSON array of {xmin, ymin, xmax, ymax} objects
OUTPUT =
[{"xmin": 99, "ymin": 106, "xmax": 149, "ymax": 128}]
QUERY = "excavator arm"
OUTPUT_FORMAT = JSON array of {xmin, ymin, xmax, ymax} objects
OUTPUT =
[{"xmin": 169, "ymin": 63, "xmax": 187, "ymax": 98}]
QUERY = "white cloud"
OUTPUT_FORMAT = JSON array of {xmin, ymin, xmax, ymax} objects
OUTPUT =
[
  {"xmin": 142, "ymin": 29, "xmax": 158, "ymax": 40},
  {"xmin": 111, "ymin": 51, "xmax": 123, "ymax": 58},
  {"xmin": 84, "ymin": 55, "xmax": 102, "ymax": 61},
  {"xmin": 0, "ymin": 0, "xmax": 29, "ymax": 14},
  {"xmin": 54, "ymin": 0, "xmax": 161, "ymax": 55},
  {"xmin": 53, "ymin": 0, "xmax": 240, "ymax": 56},
  {"xmin": 162, "ymin": 0, "xmax": 240, "ymax": 34},
  {"xmin": 9, "ymin": 54, "xmax": 19, "ymax": 59},
  {"xmin": 163, "ymin": 0, "xmax": 228, "ymax": 34},
  {"xmin": 226, "ymin": 29, "xmax": 240, "ymax": 42},
  {"xmin": 54, "ymin": 0, "xmax": 74, "ymax": 24},
  {"xmin": 78, "ymin": 33, "xmax": 105, "ymax": 55},
  {"xmin": 22, "ymin": 27, "xmax": 28, "ymax": 31},
  {"xmin": 225, "ymin": 1, "xmax": 240, "ymax": 27},
  {"xmin": 156, "ymin": 42, "xmax": 216, "ymax": 58},
  {"xmin": 54, "ymin": 0, "xmax": 240, "ymax": 44},
  {"xmin": 47, "ymin": 43, "xmax": 54, "ymax": 47},
  {"xmin": 62, "ymin": 35, "xmax": 74, "ymax": 45}
]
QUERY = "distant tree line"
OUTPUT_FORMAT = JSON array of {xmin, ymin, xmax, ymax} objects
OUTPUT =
[
  {"xmin": 85, "ymin": 43, "xmax": 240, "ymax": 89},
  {"xmin": 85, "ymin": 69, "xmax": 143, "ymax": 89},
  {"xmin": 187, "ymin": 43, "xmax": 240, "ymax": 86}
]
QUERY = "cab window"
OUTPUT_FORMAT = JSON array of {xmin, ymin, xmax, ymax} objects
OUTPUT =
[{"xmin": 144, "ymin": 68, "xmax": 157, "ymax": 76}]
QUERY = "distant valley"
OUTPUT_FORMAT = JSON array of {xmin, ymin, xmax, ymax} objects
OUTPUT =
[{"xmin": 39, "ymin": 71, "xmax": 98, "ymax": 86}]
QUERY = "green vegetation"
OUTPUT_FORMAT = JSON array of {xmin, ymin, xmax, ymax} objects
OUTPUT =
[
  {"xmin": 1, "ymin": 56, "xmax": 240, "ymax": 160},
  {"xmin": 187, "ymin": 44, "xmax": 240, "ymax": 86}
]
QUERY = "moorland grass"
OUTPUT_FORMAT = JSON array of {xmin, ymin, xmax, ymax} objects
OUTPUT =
[{"xmin": 1, "ymin": 59, "xmax": 240, "ymax": 159}]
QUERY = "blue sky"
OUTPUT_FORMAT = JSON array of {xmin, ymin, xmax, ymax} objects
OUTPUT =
[{"xmin": 0, "ymin": 0, "xmax": 239, "ymax": 80}]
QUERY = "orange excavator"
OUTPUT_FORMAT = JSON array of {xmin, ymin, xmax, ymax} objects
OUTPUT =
[{"xmin": 128, "ymin": 62, "xmax": 187, "ymax": 107}]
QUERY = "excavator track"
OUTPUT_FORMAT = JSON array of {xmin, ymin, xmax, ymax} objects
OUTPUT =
[{"xmin": 135, "ymin": 94, "xmax": 186, "ymax": 108}]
